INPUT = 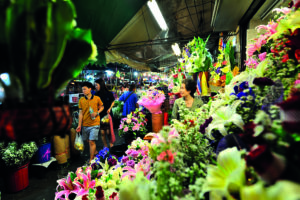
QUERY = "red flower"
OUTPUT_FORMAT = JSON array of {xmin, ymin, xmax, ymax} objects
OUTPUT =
[
  {"xmin": 178, "ymin": 68, "xmax": 182, "ymax": 72},
  {"xmin": 145, "ymin": 118, "xmax": 148, "ymax": 122},
  {"xmin": 82, "ymin": 195, "xmax": 89, "ymax": 200},
  {"xmin": 213, "ymin": 63, "xmax": 217, "ymax": 67},
  {"xmin": 295, "ymin": 49, "xmax": 300, "ymax": 61},
  {"xmin": 246, "ymin": 145, "xmax": 273, "ymax": 174},
  {"xmin": 96, "ymin": 186, "xmax": 104, "ymax": 199},
  {"xmin": 220, "ymin": 75, "xmax": 226, "ymax": 81},
  {"xmin": 281, "ymin": 54, "xmax": 289, "ymax": 63},
  {"xmin": 182, "ymin": 73, "xmax": 186, "ymax": 79},
  {"xmin": 109, "ymin": 192, "xmax": 118, "ymax": 199},
  {"xmin": 173, "ymin": 74, "xmax": 178, "ymax": 79},
  {"xmin": 222, "ymin": 60, "xmax": 228, "ymax": 65}
]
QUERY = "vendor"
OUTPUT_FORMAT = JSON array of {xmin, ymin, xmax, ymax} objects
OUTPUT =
[{"xmin": 171, "ymin": 79, "xmax": 203, "ymax": 120}]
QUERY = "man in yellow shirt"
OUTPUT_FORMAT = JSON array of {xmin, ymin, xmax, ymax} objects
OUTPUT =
[{"xmin": 76, "ymin": 82, "xmax": 104, "ymax": 163}]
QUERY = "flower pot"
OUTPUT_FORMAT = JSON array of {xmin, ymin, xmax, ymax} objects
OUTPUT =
[
  {"xmin": 35, "ymin": 142, "xmax": 51, "ymax": 163},
  {"xmin": 152, "ymin": 113, "xmax": 163, "ymax": 133},
  {"xmin": 0, "ymin": 104, "xmax": 72, "ymax": 141},
  {"xmin": 4, "ymin": 162, "xmax": 30, "ymax": 193}
]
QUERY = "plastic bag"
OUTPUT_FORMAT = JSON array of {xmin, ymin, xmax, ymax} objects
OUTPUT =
[
  {"xmin": 74, "ymin": 133, "xmax": 84, "ymax": 152},
  {"xmin": 101, "ymin": 115, "xmax": 110, "ymax": 124}
]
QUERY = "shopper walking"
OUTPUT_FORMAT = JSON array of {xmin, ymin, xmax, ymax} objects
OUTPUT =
[
  {"xmin": 95, "ymin": 78, "xmax": 115, "ymax": 148},
  {"xmin": 171, "ymin": 79, "xmax": 203, "ymax": 120},
  {"xmin": 119, "ymin": 83, "xmax": 139, "ymax": 117},
  {"xmin": 76, "ymin": 82, "xmax": 104, "ymax": 163}
]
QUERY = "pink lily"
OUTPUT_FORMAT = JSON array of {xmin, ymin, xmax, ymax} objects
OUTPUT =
[
  {"xmin": 258, "ymin": 52, "xmax": 267, "ymax": 61},
  {"xmin": 168, "ymin": 128, "xmax": 179, "ymax": 143},
  {"xmin": 55, "ymin": 173, "xmax": 80, "ymax": 200},
  {"xmin": 151, "ymin": 133, "xmax": 166, "ymax": 146}
]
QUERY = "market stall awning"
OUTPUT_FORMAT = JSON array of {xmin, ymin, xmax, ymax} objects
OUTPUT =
[{"xmin": 72, "ymin": 0, "xmax": 147, "ymax": 65}]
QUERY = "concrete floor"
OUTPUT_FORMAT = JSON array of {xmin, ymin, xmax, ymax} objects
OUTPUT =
[{"xmin": 0, "ymin": 129, "xmax": 125, "ymax": 200}]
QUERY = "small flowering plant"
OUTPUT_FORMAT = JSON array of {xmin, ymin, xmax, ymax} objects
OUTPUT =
[
  {"xmin": 0, "ymin": 141, "xmax": 38, "ymax": 168},
  {"xmin": 118, "ymin": 109, "xmax": 147, "ymax": 137},
  {"xmin": 120, "ymin": 138, "xmax": 152, "ymax": 180},
  {"xmin": 138, "ymin": 89, "xmax": 165, "ymax": 113},
  {"xmin": 91, "ymin": 147, "xmax": 120, "ymax": 169}
]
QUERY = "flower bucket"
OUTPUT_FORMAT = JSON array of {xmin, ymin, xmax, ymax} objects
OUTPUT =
[
  {"xmin": 152, "ymin": 113, "xmax": 163, "ymax": 133},
  {"xmin": 5, "ymin": 162, "xmax": 29, "ymax": 193},
  {"xmin": 35, "ymin": 142, "xmax": 51, "ymax": 163},
  {"xmin": 145, "ymin": 103, "xmax": 163, "ymax": 114}
]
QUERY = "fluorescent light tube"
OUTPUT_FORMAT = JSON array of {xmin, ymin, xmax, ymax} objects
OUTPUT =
[
  {"xmin": 172, "ymin": 43, "xmax": 181, "ymax": 56},
  {"xmin": 147, "ymin": 0, "xmax": 168, "ymax": 31}
]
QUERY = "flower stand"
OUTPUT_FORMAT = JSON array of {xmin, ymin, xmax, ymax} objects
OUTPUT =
[
  {"xmin": 4, "ymin": 162, "xmax": 30, "ymax": 193},
  {"xmin": 152, "ymin": 113, "xmax": 163, "ymax": 133}
]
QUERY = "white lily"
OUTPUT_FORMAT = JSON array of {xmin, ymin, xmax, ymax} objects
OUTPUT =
[{"xmin": 206, "ymin": 105, "xmax": 244, "ymax": 140}]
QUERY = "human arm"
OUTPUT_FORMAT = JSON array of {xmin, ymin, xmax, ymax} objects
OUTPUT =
[
  {"xmin": 107, "ymin": 92, "xmax": 115, "ymax": 114},
  {"xmin": 107, "ymin": 101, "xmax": 115, "ymax": 114},
  {"xmin": 76, "ymin": 110, "xmax": 83, "ymax": 132}
]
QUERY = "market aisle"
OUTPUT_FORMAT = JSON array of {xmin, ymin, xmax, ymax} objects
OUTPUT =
[{"xmin": 0, "ymin": 129, "xmax": 124, "ymax": 200}]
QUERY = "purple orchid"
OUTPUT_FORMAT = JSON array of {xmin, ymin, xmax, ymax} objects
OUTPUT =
[{"xmin": 126, "ymin": 160, "xmax": 135, "ymax": 168}]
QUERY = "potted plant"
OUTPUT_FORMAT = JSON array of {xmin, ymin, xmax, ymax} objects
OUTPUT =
[
  {"xmin": 0, "ymin": 0, "xmax": 97, "ymax": 141},
  {"xmin": 0, "ymin": 141, "xmax": 38, "ymax": 192},
  {"xmin": 119, "ymin": 109, "xmax": 148, "ymax": 144}
]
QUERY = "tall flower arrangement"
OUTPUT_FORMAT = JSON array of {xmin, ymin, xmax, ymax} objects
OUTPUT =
[
  {"xmin": 137, "ymin": 89, "xmax": 165, "ymax": 113},
  {"xmin": 179, "ymin": 36, "xmax": 213, "ymax": 73}
]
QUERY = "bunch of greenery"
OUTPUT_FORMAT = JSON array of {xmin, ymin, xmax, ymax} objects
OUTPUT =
[
  {"xmin": 0, "ymin": 141, "xmax": 38, "ymax": 167},
  {"xmin": 0, "ymin": 0, "xmax": 97, "ymax": 105}
]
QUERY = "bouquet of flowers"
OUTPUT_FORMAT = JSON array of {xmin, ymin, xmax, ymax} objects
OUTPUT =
[
  {"xmin": 112, "ymin": 100, "xmax": 124, "ymax": 119},
  {"xmin": 179, "ymin": 36, "xmax": 213, "ymax": 73},
  {"xmin": 0, "ymin": 141, "xmax": 38, "ymax": 167},
  {"xmin": 118, "ymin": 109, "xmax": 148, "ymax": 137},
  {"xmin": 138, "ymin": 89, "xmax": 166, "ymax": 113}
]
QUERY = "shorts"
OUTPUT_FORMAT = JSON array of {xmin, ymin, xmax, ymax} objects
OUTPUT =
[{"xmin": 82, "ymin": 126, "xmax": 100, "ymax": 141}]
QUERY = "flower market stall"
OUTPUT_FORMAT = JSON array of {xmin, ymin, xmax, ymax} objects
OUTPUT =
[{"xmin": 53, "ymin": 3, "xmax": 300, "ymax": 200}]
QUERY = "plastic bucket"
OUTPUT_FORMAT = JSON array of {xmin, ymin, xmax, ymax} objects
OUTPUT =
[
  {"xmin": 35, "ymin": 142, "xmax": 51, "ymax": 163},
  {"xmin": 5, "ymin": 162, "xmax": 29, "ymax": 193},
  {"xmin": 152, "ymin": 113, "xmax": 163, "ymax": 133}
]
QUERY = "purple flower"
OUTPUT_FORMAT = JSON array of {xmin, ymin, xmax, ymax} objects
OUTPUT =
[
  {"xmin": 126, "ymin": 160, "xmax": 135, "ymax": 168},
  {"xmin": 108, "ymin": 158, "xmax": 117, "ymax": 166},
  {"xmin": 199, "ymin": 117, "xmax": 213, "ymax": 134},
  {"xmin": 121, "ymin": 156, "xmax": 129, "ymax": 163},
  {"xmin": 131, "ymin": 151, "xmax": 139, "ymax": 159},
  {"xmin": 216, "ymin": 67, "xmax": 221, "ymax": 74},
  {"xmin": 253, "ymin": 77, "xmax": 275, "ymax": 86}
]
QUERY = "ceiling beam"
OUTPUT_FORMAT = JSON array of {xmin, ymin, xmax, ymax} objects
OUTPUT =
[{"xmin": 184, "ymin": 0, "xmax": 197, "ymax": 33}]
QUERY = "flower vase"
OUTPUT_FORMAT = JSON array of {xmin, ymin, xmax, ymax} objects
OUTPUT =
[
  {"xmin": 4, "ymin": 162, "xmax": 30, "ymax": 193},
  {"xmin": 152, "ymin": 113, "xmax": 163, "ymax": 133}
]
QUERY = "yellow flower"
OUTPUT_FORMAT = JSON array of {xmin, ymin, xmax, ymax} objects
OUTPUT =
[
  {"xmin": 107, "ymin": 180, "xmax": 117, "ymax": 189},
  {"xmin": 202, "ymin": 147, "xmax": 246, "ymax": 200}
]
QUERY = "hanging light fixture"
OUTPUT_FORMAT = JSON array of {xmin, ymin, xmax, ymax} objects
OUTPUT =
[
  {"xmin": 172, "ymin": 43, "xmax": 181, "ymax": 56},
  {"xmin": 147, "ymin": 0, "xmax": 168, "ymax": 31}
]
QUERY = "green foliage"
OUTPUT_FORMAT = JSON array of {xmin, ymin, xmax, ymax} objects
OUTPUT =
[
  {"xmin": 0, "ymin": 0, "xmax": 95, "ymax": 103},
  {"xmin": 0, "ymin": 141, "xmax": 38, "ymax": 167}
]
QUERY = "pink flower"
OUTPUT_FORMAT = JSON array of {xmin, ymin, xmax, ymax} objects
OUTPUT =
[
  {"xmin": 245, "ymin": 57, "xmax": 259, "ymax": 69},
  {"xmin": 168, "ymin": 128, "xmax": 180, "ymax": 143},
  {"xmin": 282, "ymin": 54, "xmax": 289, "ymax": 63},
  {"xmin": 157, "ymin": 151, "xmax": 167, "ymax": 161},
  {"xmin": 272, "ymin": 7, "xmax": 291, "ymax": 15},
  {"xmin": 222, "ymin": 60, "xmax": 228, "ymax": 65},
  {"xmin": 124, "ymin": 127, "xmax": 129, "ymax": 132},
  {"xmin": 258, "ymin": 52, "xmax": 267, "ymax": 61}
]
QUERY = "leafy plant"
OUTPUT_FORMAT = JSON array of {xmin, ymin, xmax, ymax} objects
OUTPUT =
[
  {"xmin": 0, "ymin": 141, "xmax": 38, "ymax": 167},
  {"xmin": 0, "ymin": 0, "xmax": 97, "ymax": 104}
]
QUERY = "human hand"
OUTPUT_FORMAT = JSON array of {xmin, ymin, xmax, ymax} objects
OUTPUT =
[
  {"xmin": 76, "ymin": 126, "xmax": 81, "ymax": 132},
  {"xmin": 107, "ymin": 109, "xmax": 111, "ymax": 114},
  {"xmin": 91, "ymin": 112, "xmax": 98, "ymax": 118}
]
